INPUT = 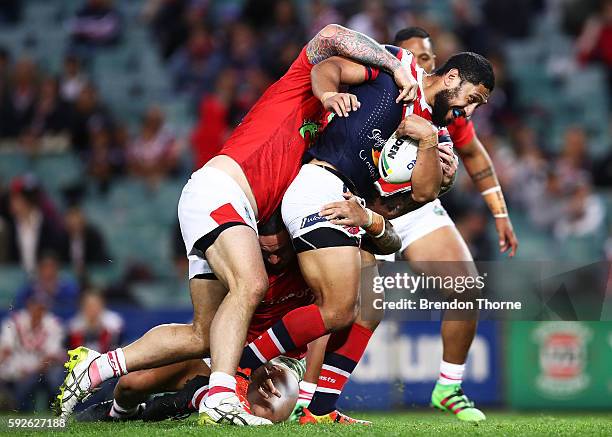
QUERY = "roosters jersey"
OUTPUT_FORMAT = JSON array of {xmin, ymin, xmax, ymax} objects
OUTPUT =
[
  {"xmin": 218, "ymin": 47, "xmax": 324, "ymax": 223},
  {"xmin": 305, "ymin": 46, "xmax": 433, "ymax": 199},
  {"xmin": 247, "ymin": 263, "xmax": 313, "ymax": 343}
]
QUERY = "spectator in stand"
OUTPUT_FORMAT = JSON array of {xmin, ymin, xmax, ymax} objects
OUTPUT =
[
  {"xmin": 527, "ymin": 167, "xmax": 567, "ymax": 232},
  {"xmin": 29, "ymin": 77, "xmax": 71, "ymax": 137},
  {"xmin": 347, "ymin": 0, "xmax": 397, "ymax": 45},
  {"xmin": 306, "ymin": 0, "xmax": 343, "ymax": 38},
  {"xmin": 0, "ymin": 57, "xmax": 39, "ymax": 138},
  {"xmin": 168, "ymin": 26, "xmax": 214, "ymax": 95},
  {"xmin": 60, "ymin": 203, "xmax": 110, "ymax": 275},
  {"xmin": 69, "ymin": 83, "xmax": 113, "ymax": 153},
  {"xmin": 577, "ymin": 0, "xmax": 612, "ymax": 97},
  {"xmin": 68, "ymin": 0, "xmax": 122, "ymax": 52},
  {"xmin": 190, "ymin": 70, "xmax": 235, "ymax": 169},
  {"xmin": 0, "ymin": 295, "xmax": 65, "ymax": 412},
  {"xmin": 127, "ymin": 105, "xmax": 179, "ymax": 184},
  {"xmin": 16, "ymin": 252, "xmax": 80, "ymax": 318},
  {"xmin": 0, "ymin": 47, "xmax": 11, "ymax": 94},
  {"xmin": 67, "ymin": 290, "xmax": 123, "ymax": 353},
  {"xmin": 557, "ymin": 125, "xmax": 593, "ymax": 180},
  {"xmin": 86, "ymin": 126, "xmax": 125, "ymax": 194},
  {"xmin": 144, "ymin": 0, "xmax": 195, "ymax": 61},
  {"xmin": 261, "ymin": 0, "xmax": 305, "ymax": 74},
  {"xmin": 451, "ymin": 0, "xmax": 491, "ymax": 55},
  {"xmin": 200, "ymin": 23, "xmax": 261, "ymax": 92},
  {"xmin": 59, "ymin": 54, "xmax": 88, "ymax": 103},
  {"xmin": 555, "ymin": 178, "xmax": 606, "ymax": 240},
  {"xmin": 6, "ymin": 177, "xmax": 63, "ymax": 274}
]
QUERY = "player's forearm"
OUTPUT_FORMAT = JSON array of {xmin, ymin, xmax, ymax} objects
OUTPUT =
[
  {"xmin": 362, "ymin": 218, "xmax": 401, "ymax": 255},
  {"xmin": 459, "ymin": 137, "xmax": 509, "ymax": 218},
  {"xmin": 410, "ymin": 135, "xmax": 441, "ymax": 204},
  {"xmin": 459, "ymin": 137, "xmax": 499, "ymax": 192},
  {"xmin": 306, "ymin": 24, "xmax": 402, "ymax": 73},
  {"xmin": 310, "ymin": 61, "xmax": 342, "ymax": 102}
]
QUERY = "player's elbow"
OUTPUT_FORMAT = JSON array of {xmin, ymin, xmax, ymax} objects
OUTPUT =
[
  {"xmin": 411, "ymin": 189, "xmax": 438, "ymax": 204},
  {"xmin": 318, "ymin": 23, "xmax": 344, "ymax": 39}
]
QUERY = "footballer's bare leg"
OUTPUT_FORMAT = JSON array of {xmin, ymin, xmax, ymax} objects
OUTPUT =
[
  {"xmin": 198, "ymin": 225, "xmax": 272, "ymax": 425},
  {"xmin": 55, "ymin": 278, "xmax": 225, "ymax": 419},
  {"xmin": 401, "ymin": 225, "xmax": 485, "ymax": 421},
  {"xmin": 298, "ymin": 246, "xmax": 362, "ymax": 330},
  {"xmin": 114, "ymin": 359, "xmax": 209, "ymax": 411},
  {"xmin": 297, "ymin": 249, "xmax": 379, "ymax": 423},
  {"xmin": 401, "ymin": 225, "xmax": 477, "ymax": 364},
  {"xmin": 121, "ymin": 278, "xmax": 225, "ymax": 369}
]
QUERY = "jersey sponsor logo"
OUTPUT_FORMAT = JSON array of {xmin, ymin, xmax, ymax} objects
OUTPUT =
[
  {"xmin": 359, "ymin": 149, "xmax": 378, "ymax": 179},
  {"xmin": 367, "ymin": 129, "xmax": 387, "ymax": 151},
  {"xmin": 261, "ymin": 287, "xmax": 312, "ymax": 306},
  {"xmin": 300, "ymin": 212, "xmax": 327, "ymax": 229}
]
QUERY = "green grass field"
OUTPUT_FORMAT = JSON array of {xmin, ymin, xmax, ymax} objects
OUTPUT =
[{"xmin": 2, "ymin": 411, "xmax": 612, "ymax": 436}]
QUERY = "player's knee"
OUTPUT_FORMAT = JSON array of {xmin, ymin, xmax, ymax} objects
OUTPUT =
[
  {"xmin": 189, "ymin": 322, "xmax": 210, "ymax": 355},
  {"xmin": 233, "ymin": 275, "xmax": 269, "ymax": 308},
  {"xmin": 320, "ymin": 300, "xmax": 358, "ymax": 331},
  {"xmin": 115, "ymin": 374, "xmax": 140, "ymax": 398}
]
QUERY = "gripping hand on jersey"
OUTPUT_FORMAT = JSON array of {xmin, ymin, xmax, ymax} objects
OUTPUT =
[
  {"xmin": 393, "ymin": 65, "xmax": 419, "ymax": 103},
  {"xmin": 321, "ymin": 91, "xmax": 360, "ymax": 117},
  {"xmin": 320, "ymin": 192, "xmax": 369, "ymax": 227}
]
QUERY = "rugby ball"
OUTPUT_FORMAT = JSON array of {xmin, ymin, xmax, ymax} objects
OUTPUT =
[{"xmin": 378, "ymin": 132, "xmax": 419, "ymax": 183}]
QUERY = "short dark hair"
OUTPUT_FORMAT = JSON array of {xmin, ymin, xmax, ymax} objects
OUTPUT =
[
  {"xmin": 258, "ymin": 208, "xmax": 284, "ymax": 236},
  {"xmin": 393, "ymin": 27, "xmax": 431, "ymax": 45},
  {"xmin": 434, "ymin": 52, "xmax": 495, "ymax": 91}
]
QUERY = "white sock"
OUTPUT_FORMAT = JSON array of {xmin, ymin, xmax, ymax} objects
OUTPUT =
[
  {"xmin": 90, "ymin": 348, "xmax": 128, "ymax": 387},
  {"xmin": 109, "ymin": 399, "xmax": 139, "ymax": 419},
  {"xmin": 298, "ymin": 381, "xmax": 316, "ymax": 405},
  {"xmin": 202, "ymin": 371, "xmax": 236, "ymax": 409},
  {"xmin": 438, "ymin": 360, "xmax": 465, "ymax": 385}
]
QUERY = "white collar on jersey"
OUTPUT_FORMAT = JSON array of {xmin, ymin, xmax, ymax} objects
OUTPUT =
[{"xmin": 416, "ymin": 67, "xmax": 432, "ymax": 113}]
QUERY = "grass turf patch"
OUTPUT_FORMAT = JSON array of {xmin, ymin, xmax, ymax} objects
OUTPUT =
[{"xmin": 2, "ymin": 411, "xmax": 612, "ymax": 436}]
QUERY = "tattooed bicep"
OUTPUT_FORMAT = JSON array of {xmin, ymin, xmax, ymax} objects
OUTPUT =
[{"xmin": 306, "ymin": 24, "xmax": 345, "ymax": 64}]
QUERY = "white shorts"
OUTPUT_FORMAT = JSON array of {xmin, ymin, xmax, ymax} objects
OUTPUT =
[
  {"xmin": 281, "ymin": 164, "xmax": 363, "ymax": 244},
  {"xmin": 390, "ymin": 198, "xmax": 455, "ymax": 253},
  {"xmin": 178, "ymin": 166, "xmax": 257, "ymax": 279}
]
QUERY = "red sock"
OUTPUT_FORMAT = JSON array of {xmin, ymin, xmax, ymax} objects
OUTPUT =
[
  {"xmin": 309, "ymin": 323, "xmax": 373, "ymax": 415},
  {"xmin": 239, "ymin": 304, "xmax": 327, "ymax": 369}
]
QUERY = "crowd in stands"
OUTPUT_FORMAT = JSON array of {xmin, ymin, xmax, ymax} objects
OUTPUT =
[{"xmin": 0, "ymin": 0, "xmax": 611, "ymax": 410}]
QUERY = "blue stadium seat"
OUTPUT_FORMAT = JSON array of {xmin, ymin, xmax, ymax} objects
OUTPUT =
[{"xmin": 0, "ymin": 267, "xmax": 27, "ymax": 308}]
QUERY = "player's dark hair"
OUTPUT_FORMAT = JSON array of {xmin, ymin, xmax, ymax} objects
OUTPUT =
[
  {"xmin": 434, "ymin": 52, "xmax": 495, "ymax": 91},
  {"xmin": 393, "ymin": 27, "xmax": 431, "ymax": 45},
  {"xmin": 258, "ymin": 208, "xmax": 284, "ymax": 236}
]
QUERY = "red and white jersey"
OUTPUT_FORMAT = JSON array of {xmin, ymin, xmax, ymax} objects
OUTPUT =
[
  {"xmin": 218, "ymin": 47, "xmax": 324, "ymax": 224},
  {"xmin": 0, "ymin": 309, "xmax": 64, "ymax": 381},
  {"xmin": 372, "ymin": 47, "xmax": 434, "ymax": 197},
  {"xmin": 68, "ymin": 309, "xmax": 124, "ymax": 352},
  {"xmin": 247, "ymin": 263, "xmax": 313, "ymax": 343}
]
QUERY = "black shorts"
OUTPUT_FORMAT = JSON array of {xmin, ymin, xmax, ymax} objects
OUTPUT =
[{"xmin": 292, "ymin": 227, "xmax": 360, "ymax": 253}]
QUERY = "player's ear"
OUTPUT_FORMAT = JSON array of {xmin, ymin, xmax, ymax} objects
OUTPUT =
[{"xmin": 444, "ymin": 68, "xmax": 460, "ymax": 88}]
